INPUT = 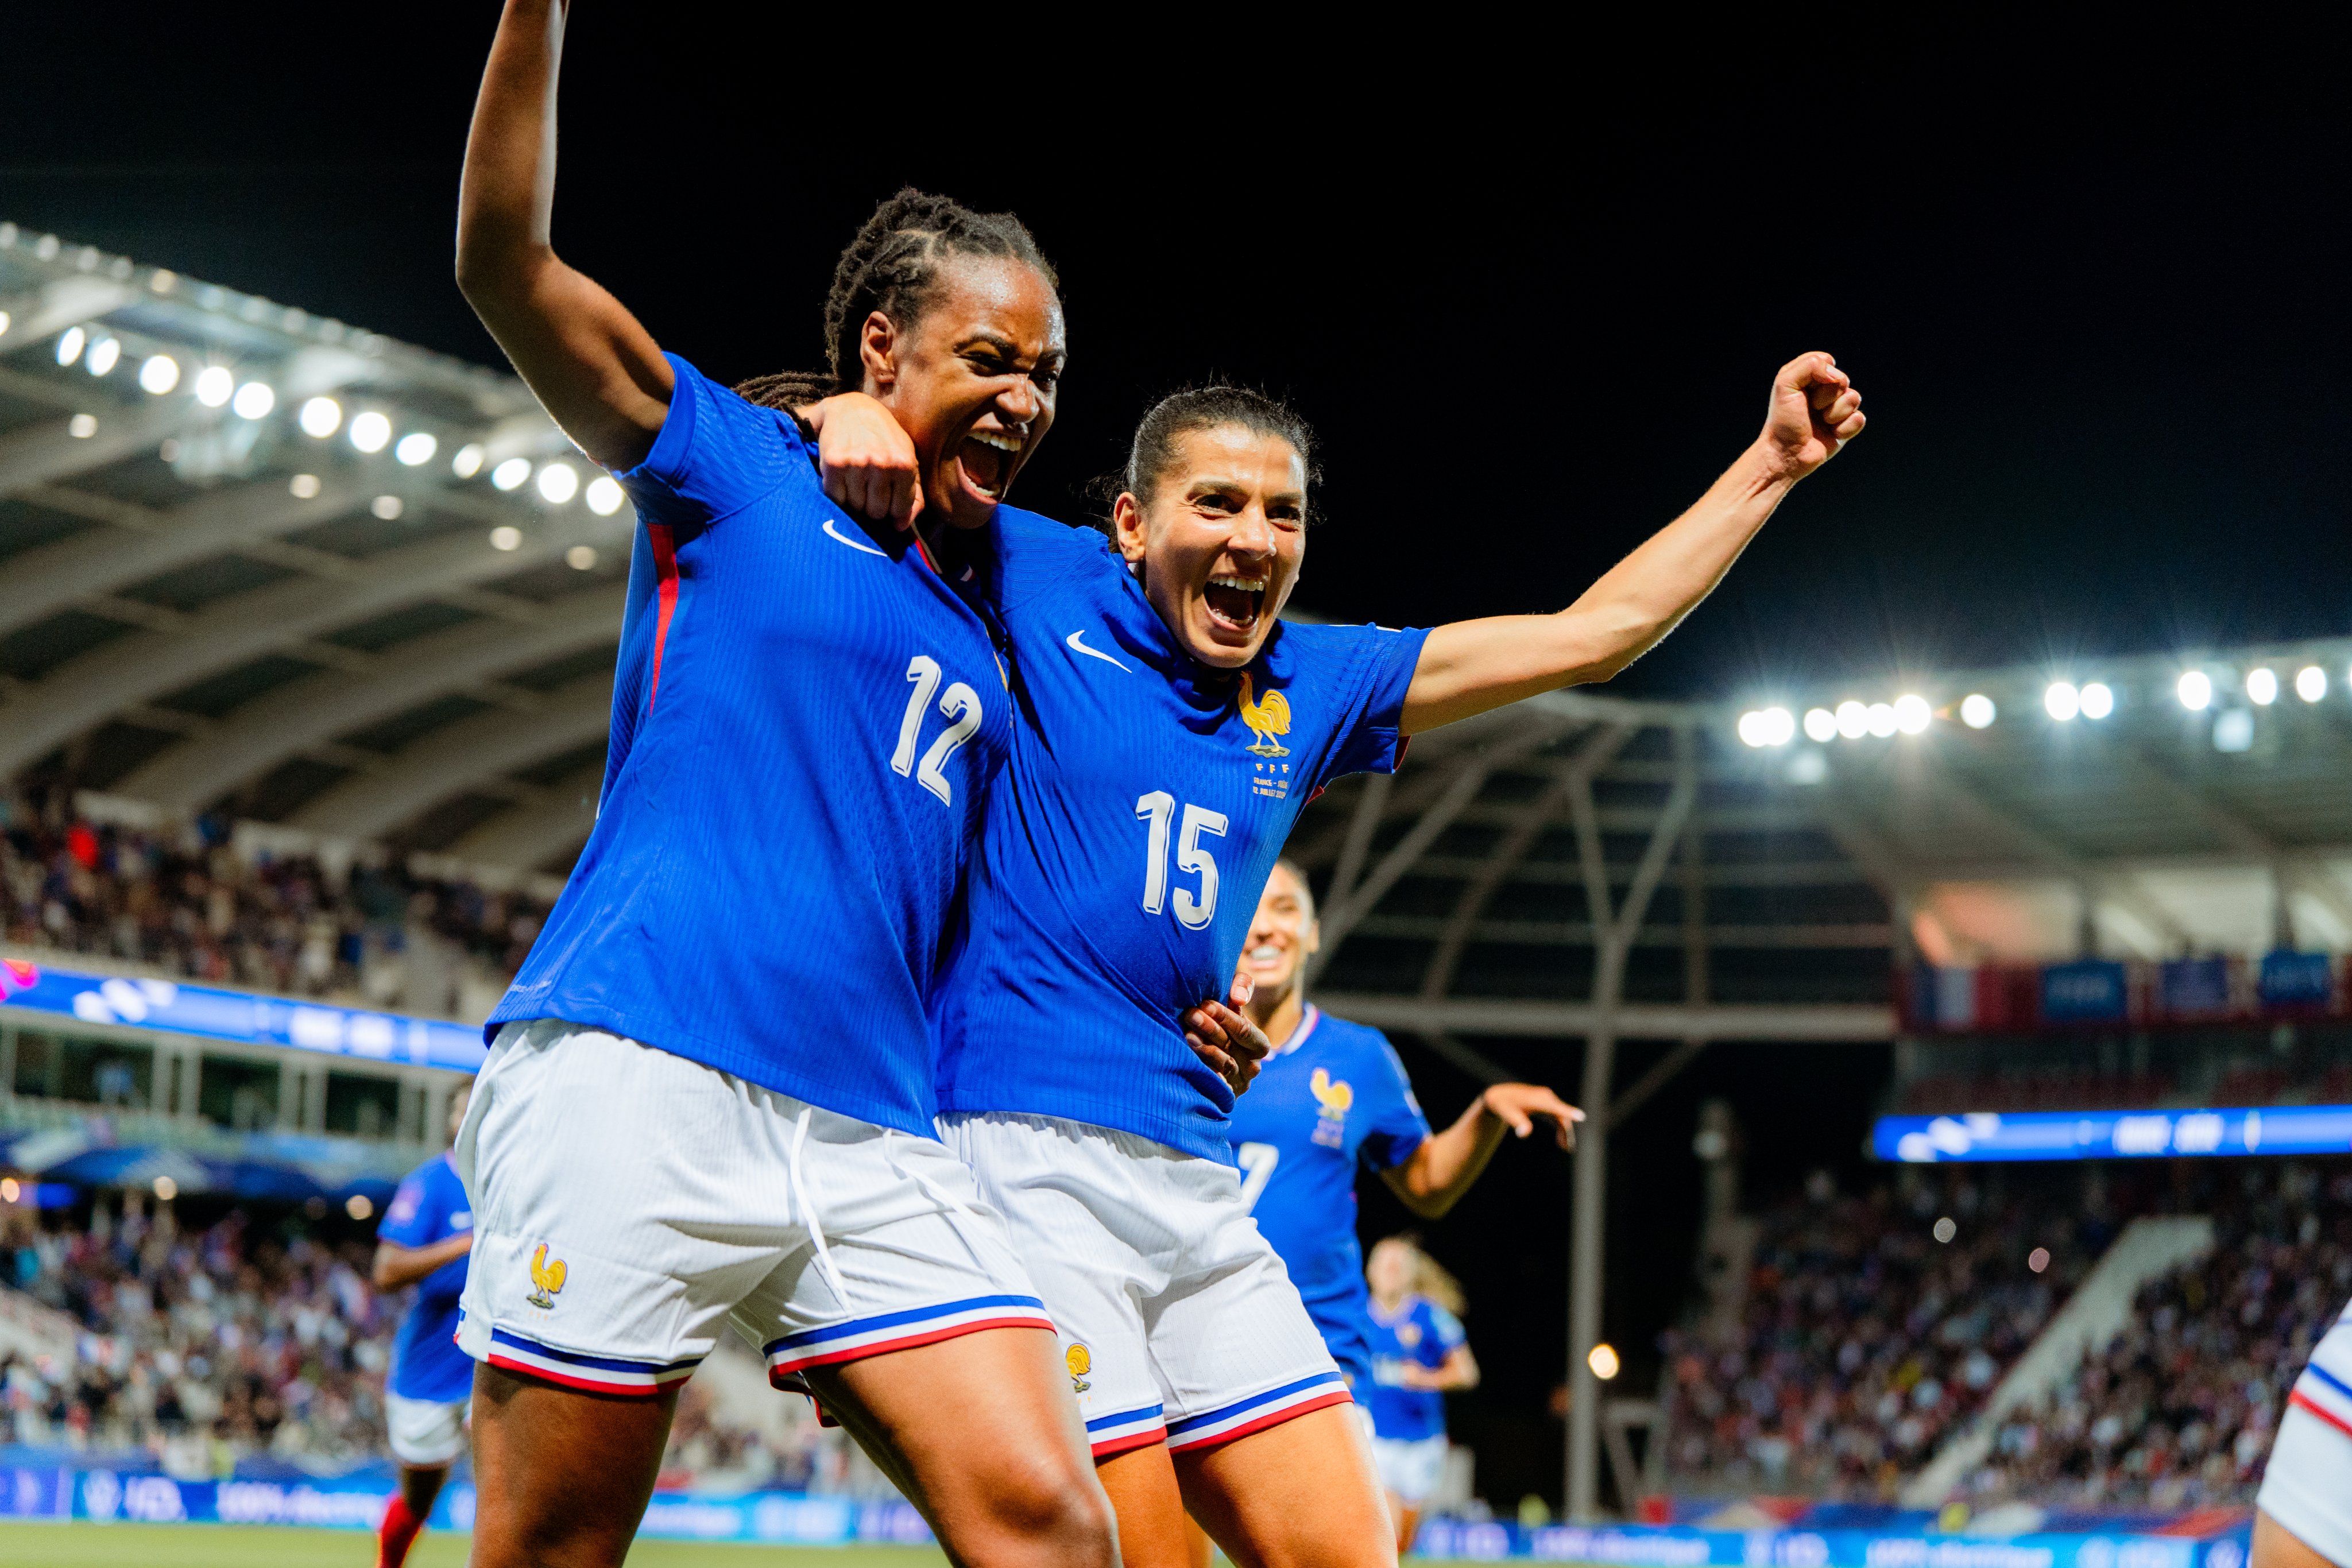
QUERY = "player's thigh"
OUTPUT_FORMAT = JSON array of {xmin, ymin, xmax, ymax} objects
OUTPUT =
[
  {"xmin": 1177, "ymin": 1403, "xmax": 1394, "ymax": 1568},
  {"xmin": 810, "ymin": 1325, "xmax": 1115, "ymax": 1564},
  {"xmin": 468, "ymin": 1362, "xmax": 680, "ymax": 1568},
  {"xmin": 2257, "ymin": 1512, "xmax": 2342, "ymax": 1568},
  {"xmin": 1094, "ymin": 1441, "xmax": 1196, "ymax": 1568}
]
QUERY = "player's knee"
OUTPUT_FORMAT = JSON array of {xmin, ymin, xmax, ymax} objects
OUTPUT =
[{"xmin": 964, "ymin": 1455, "xmax": 1117, "ymax": 1568}]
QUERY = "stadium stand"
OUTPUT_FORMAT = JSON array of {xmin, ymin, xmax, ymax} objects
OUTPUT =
[
  {"xmin": 1959, "ymin": 1162, "xmax": 2351, "ymax": 1509},
  {"xmin": 2, "ymin": 792, "xmax": 548, "ymax": 1020},
  {"xmin": 1659, "ymin": 1170, "xmax": 2163, "ymax": 1499}
]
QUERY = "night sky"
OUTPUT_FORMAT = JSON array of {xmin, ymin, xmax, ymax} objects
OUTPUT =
[{"xmin": 11, "ymin": 13, "xmax": 2348, "ymax": 1505}]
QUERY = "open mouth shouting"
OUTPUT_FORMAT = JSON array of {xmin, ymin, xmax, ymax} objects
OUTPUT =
[
  {"xmin": 956, "ymin": 428, "xmax": 1024, "ymax": 505},
  {"xmin": 1202, "ymin": 573, "xmax": 1269, "ymax": 636}
]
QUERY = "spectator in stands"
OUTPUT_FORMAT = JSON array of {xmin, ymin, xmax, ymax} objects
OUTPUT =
[
  {"xmin": 1968, "ymin": 1164, "xmax": 2352, "ymax": 1509},
  {"xmin": 0, "ymin": 797, "xmax": 550, "ymax": 1020},
  {"xmin": 1663, "ymin": 1172, "xmax": 2096, "ymax": 1500}
]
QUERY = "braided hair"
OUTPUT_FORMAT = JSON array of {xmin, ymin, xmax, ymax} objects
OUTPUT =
[
  {"xmin": 1086, "ymin": 385, "xmax": 1321, "ymax": 533},
  {"xmin": 737, "ymin": 188, "xmax": 1058, "ymax": 412}
]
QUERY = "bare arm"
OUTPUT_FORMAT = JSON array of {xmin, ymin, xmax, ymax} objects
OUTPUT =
[
  {"xmin": 1380, "ymin": 1082, "xmax": 1580, "ymax": 1219},
  {"xmin": 372, "ymin": 1232, "xmax": 474, "ymax": 1293},
  {"xmin": 1399, "ymin": 353, "xmax": 1864, "ymax": 734},
  {"xmin": 1398, "ymin": 1344, "xmax": 1481, "ymax": 1392},
  {"xmin": 455, "ymin": 0, "xmax": 672, "ymax": 472}
]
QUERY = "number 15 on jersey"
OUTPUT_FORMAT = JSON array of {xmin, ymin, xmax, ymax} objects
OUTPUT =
[{"xmin": 1136, "ymin": 791, "xmax": 1228, "ymax": 930}]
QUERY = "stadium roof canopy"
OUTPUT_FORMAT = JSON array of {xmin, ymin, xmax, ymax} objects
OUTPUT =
[{"xmin": 0, "ymin": 222, "xmax": 628, "ymax": 872}]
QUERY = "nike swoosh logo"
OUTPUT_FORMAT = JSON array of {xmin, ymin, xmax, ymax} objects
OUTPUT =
[
  {"xmin": 823, "ymin": 519, "xmax": 888, "ymax": 557},
  {"xmin": 1065, "ymin": 630, "xmax": 1131, "ymax": 672}
]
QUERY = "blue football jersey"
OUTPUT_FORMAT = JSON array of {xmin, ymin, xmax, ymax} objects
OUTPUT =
[
  {"xmin": 933, "ymin": 511, "xmax": 1428, "ymax": 1161},
  {"xmin": 489, "ymin": 357, "xmax": 1009, "ymax": 1136},
  {"xmin": 1229, "ymin": 1006, "xmax": 1431, "ymax": 1391},
  {"xmin": 1365, "ymin": 1295, "xmax": 1465, "ymax": 1442},
  {"xmin": 379, "ymin": 1152, "xmax": 475, "ymax": 1404}
]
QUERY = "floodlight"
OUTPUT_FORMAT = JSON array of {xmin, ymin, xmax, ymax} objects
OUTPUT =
[
  {"xmin": 1786, "ymin": 749, "xmax": 1828, "ymax": 785},
  {"xmin": 2177, "ymin": 670, "xmax": 2212, "ymax": 711},
  {"xmin": 231, "ymin": 381, "xmax": 274, "ymax": 420},
  {"xmin": 298, "ymin": 396, "xmax": 342, "ymax": 438},
  {"xmin": 537, "ymin": 462, "xmax": 579, "ymax": 504},
  {"xmin": 1835, "ymin": 700, "xmax": 1869, "ymax": 739},
  {"xmin": 1893, "ymin": 694, "xmax": 1931, "ymax": 735},
  {"xmin": 489, "ymin": 526, "xmax": 522, "ymax": 552},
  {"xmin": 585, "ymin": 475, "xmax": 625, "ymax": 516},
  {"xmin": 2214, "ymin": 709, "xmax": 2254, "ymax": 753},
  {"xmin": 86, "ymin": 336, "xmax": 120, "ymax": 376},
  {"xmin": 2079, "ymin": 682, "xmax": 2114, "ymax": 720},
  {"xmin": 0, "ymin": 311, "xmax": 11, "ymax": 337},
  {"xmin": 348, "ymin": 411, "xmax": 392, "ymax": 453},
  {"xmin": 137, "ymin": 355, "xmax": 179, "ymax": 394},
  {"xmin": 2247, "ymin": 668, "xmax": 2278, "ymax": 706},
  {"xmin": 1960, "ymin": 694, "xmax": 1996, "ymax": 729},
  {"xmin": 451, "ymin": 443, "xmax": 486, "ymax": 479},
  {"xmin": 289, "ymin": 474, "xmax": 322, "ymax": 499},
  {"xmin": 2296, "ymin": 665, "xmax": 2327, "ymax": 703},
  {"xmin": 1588, "ymin": 1344, "xmax": 1621, "ymax": 1380},
  {"xmin": 1866, "ymin": 702, "xmax": 1898, "ymax": 737},
  {"xmin": 67, "ymin": 413, "xmax": 96, "ymax": 439},
  {"xmin": 395, "ymin": 432, "xmax": 438, "ymax": 467},
  {"xmin": 2044, "ymin": 682, "xmax": 2080, "ymax": 721},
  {"xmin": 1738, "ymin": 712, "xmax": 1771, "ymax": 748},
  {"xmin": 566, "ymin": 544, "xmax": 599, "ymax": 571},
  {"xmin": 1803, "ymin": 707, "xmax": 1838, "ymax": 743},
  {"xmin": 491, "ymin": 457, "xmax": 531, "ymax": 491},
  {"xmin": 55, "ymin": 326, "xmax": 84, "ymax": 366},
  {"xmin": 372, "ymin": 495, "xmax": 404, "ymax": 520},
  {"xmin": 194, "ymin": 366, "xmax": 233, "ymax": 407}
]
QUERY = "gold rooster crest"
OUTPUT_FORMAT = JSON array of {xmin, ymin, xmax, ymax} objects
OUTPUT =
[
  {"xmin": 527, "ymin": 1242, "xmax": 567, "ymax": 1310},
  {"xmin": 1310, "ymin": 1067, "xmax": 1354, "ymax": 1117},
  {"xmin": 1237, "ymin": 673, "xmax": 1291, "ymax": 757},
  {"xmin": 1065, "ymin": 1342, "xmax": 1092, "ymax": 1393}
]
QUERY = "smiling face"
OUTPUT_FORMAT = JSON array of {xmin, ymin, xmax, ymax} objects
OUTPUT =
[
  {"xmin": 1241, "ymin": 860, "xmax": 1319, "ymax": 1011},
  {"xmin": 858, "ymin": 255, "xmax": 1065, "ymax": 531},
  {"xmin": 1367, "ymin": 1238, "xmax": 1415, "ymax": 1303},
  {"xmin": 1112, "ymin": 423, "xmax": 1307, "ymax": 667}
]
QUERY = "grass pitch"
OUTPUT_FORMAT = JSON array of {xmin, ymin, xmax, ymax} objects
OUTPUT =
[{"xmin": 0, "ymin": 1523, "xmax": 954, "ymax": 1566}]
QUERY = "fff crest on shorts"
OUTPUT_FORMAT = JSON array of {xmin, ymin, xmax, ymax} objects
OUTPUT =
[
  {"xmin": 527, "ymin": 1242, "xmax": 567, "ymax": 1310},
  {"xmin": 1065, "ymin": 1341, "xmax": 1092, "ymax": 1393},
  {"xmin": 1240, "ymin": 672, "xmax": 1297, "ymax": 800}
]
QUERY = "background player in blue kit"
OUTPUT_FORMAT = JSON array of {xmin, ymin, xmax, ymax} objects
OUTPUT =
[
  {"xmin": 1363, "ymin": 1236, "xmax": 1480, "ymax": 1553},
  {"xmin": 371, "ymin": 1082, "xmax": 475, "ymax": 1568},
  {"xmin": 1225, "ymin": 860, "xmax": 1573, "ymax": 1554},
  {"xmin": 1227, "ymin": 861, "xmax": 1577, "ymax": 1395},
  {"xmin": 818, "ymin": 346, "xmax": 1863, "ymax": 1566}
]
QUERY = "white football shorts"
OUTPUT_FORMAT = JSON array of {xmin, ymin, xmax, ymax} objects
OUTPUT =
[
  {"xmin": 384, "ymin": 1391, "xmax": 469, "ymax": 1468},
  {"xmin": 455, "ymin": 1021, "xmax": 1051, "ymax": 1397},
  {"xmin": 1372, "ymin": 1433, "xmax": 1449, "ymax": 1504},
  {"xmin": 941, "ymin": 1111, "xmax": 1351, "ymax": 1459},
  {"xmin": 2259, "ymin": 1310, "xmax": 2352, "ymax": 1566}
]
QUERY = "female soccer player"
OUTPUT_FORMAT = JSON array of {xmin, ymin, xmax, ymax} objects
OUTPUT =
[
  {"xmin": 372, "ymin": 1083, "xmax": 475, "ymax": 1568},
  {"xmin": 2254, "ymin": 1295, "xmax": 2352, "ymax": 1568},
  {"xmin": 819, "ymin": 354, "xmax": 1863, "ymax": 1567},
  {"xmin": 443, "ymin": 5, "xmax": 1287, "ymax": 1563},
  {"xmin": 1363, "ymin": 1236, "xmax": 1479, "ymax": 1553}
]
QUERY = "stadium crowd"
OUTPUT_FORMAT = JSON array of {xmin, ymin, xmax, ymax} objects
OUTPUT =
[
  {"xmin": 1662, "ymin": 1171, "xmax": 2124, "ymax": 1498},
  {"xmin": 0, "ymin": 1191, "xmax": 868, "ymax": 1489},
  {"xmin": 1960, "ymin": 1163, "xmax": 2351, "ymax": 1509},
  {"xmin": 0, "ymin": 797, "xmax": 548, "ymax": 1020}
]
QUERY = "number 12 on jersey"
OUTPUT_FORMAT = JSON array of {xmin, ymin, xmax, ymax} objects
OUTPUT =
[
  {"xmin": 892, "ymin": 655, "xmax": 983, "ymax": 807},
  {"xmin": 1136, "ymin": 792, "xmax": 1228, "ymax": 930}
]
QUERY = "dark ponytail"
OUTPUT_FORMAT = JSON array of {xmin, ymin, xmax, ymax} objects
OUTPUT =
[
  {"xmin": 1089, "ymin": 385, "xmax": 1321, "ymax": 532},
  {"xmin": 736, "ymin": 188, "xmax": 1058, "ymax": 412}
]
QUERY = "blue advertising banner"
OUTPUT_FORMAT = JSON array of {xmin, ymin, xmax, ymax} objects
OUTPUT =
[
  {"xmin": 0, "ymin": 959, "xmax": 484, "ymax": 1073},
  {"xmin": 2157, "ymin": 958, "xmax": 2231, "ymax": 1017},
  {"xmin": 1410, "ymin": 1521, "xmax": 2244, "ymax": 1567},
  {"xmin": 2040, "ymin": 961, "xmax": 2130, "ymax": 1024},
  {"xmin": 2260, "ymin": 951, "xmax": 2333, "ymax": 1008},
  {"xmin": 1875, "ymin": 1106, "xmax": 2352, "ymax": 1163}
]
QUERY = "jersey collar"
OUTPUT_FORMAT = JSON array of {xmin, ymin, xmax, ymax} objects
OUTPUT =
[{"xmin": 1272, "ymin": 1002, "xmax": 1322, "ymax": 1057}]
